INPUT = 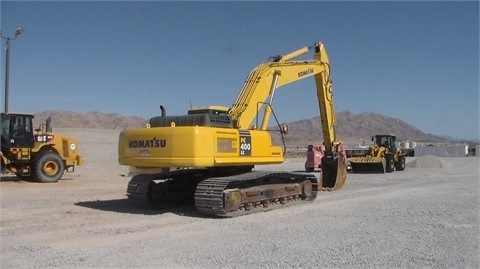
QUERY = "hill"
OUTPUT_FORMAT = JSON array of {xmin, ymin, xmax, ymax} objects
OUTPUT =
[
  {"xmin": 33, "ymin": 111, "xmax": 148, "ymax": 129},
  {"xmin": 271, "ymin": 111, "xmax": 445, "ymax": 148},
  {"xmin": 33, "ymin": 110, "xmax": 445, "ymax": 148}
]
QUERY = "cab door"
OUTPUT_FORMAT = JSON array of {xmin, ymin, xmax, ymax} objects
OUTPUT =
[{"xmin": 5, "ymin": 114, "xmax": 35, "ymax": 148}]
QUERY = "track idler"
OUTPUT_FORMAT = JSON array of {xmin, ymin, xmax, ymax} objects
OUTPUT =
[{"xmin": 319, "ymin": 153, "xmax": 347, "ymax": 191}]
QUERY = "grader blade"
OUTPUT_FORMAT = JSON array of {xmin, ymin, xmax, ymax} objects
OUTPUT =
[
  {"xmin": 319, "ymin": 155, "xmax": 347, "ymax": 191},
  {"xmin": 349, "ymin": 156, "xmax": 386, "ymax": 173}
]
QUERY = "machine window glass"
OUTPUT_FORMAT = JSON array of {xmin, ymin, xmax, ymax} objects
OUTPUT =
[
  {"xmin": 1, "ymin": 116, "xmax": 10, "ymax": 139},
  {"xmin": 24, "ymin": 117, "xmax": 32, "ymax": 133}
]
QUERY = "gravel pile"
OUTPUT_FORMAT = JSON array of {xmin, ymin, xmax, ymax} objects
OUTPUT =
[{"xmin": 406, "ymin": 154, "xmax": 452, "ymax": 168}]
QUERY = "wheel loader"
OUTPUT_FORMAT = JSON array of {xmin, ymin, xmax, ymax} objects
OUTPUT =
[
  {"xmin": 349, "ymin": 134, "xmax": 406, "ymax": 173},
  {"xmin": 1, "ymin": 113, "xmax": 83, "ymax": 182},
  {"xmin": 118, "ymin": 42, "xmax": 347, "ymax": 217}
]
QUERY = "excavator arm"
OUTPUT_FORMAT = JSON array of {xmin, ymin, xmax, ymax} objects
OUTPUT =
[{"xmin": 229, "ymin": 42, "xmax": 347, "ymax": 190}]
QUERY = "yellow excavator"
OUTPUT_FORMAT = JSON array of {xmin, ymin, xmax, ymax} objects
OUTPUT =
[{"xmin": 118, "ymin": 42, "xmax": 347, "ymax": 217}]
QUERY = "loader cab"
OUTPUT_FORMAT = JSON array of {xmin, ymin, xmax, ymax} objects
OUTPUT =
[
  {"xmin": 1, "ymin": 113, "xmax": 35, "ymax": 151},
  {"xmin": 373, "ymin": 134, "xmax": 397, "ymax": 153}
]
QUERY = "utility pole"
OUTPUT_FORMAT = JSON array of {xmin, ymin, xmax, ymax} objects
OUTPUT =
[{"xmin": 1, "ymin": 26, "xmax": 25, "ymax": 113}]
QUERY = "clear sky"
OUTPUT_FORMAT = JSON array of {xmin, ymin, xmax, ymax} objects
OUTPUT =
[{"xmin": 1, "ymin": 1, "xmax": 478, "ymax": 140}]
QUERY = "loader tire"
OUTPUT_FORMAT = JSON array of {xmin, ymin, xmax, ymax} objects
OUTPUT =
[
  {"xmin": 385, "ymin": 155, "xmax": 395, "ymax": 173},
  {"xmin": 33, "ymin": 151, "xmax": 65, "ymax": 183},
  {"xmin": 395, "ymin": 156, "xmax": 406, "ymax": 171}
]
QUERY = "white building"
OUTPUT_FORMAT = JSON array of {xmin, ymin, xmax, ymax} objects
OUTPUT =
[{"xmin": 415, "ymin": 145, "xmax": 469, "ymax": 157}]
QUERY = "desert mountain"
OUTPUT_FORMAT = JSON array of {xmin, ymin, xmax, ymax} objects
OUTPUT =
[
  {"xmin": 33, "ymin": 111, "xmax": 148, "ymax": 129},
  {"xmin": 271, "ymin": 111, "xmax": 445, "ymax": 148},
  {"xmin": 33, "ymin": 110, "xmax": 445, "ymax": 148}
]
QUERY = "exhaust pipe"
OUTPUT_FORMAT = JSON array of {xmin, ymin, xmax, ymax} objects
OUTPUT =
[{"xmin": 160, "ymin": 105, "xmax": 166, "ymax": 117}]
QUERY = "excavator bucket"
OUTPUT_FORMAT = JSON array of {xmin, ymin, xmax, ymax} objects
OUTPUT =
[
  {"xmin": 349, "ymin": 156, "xmax": 386, "ymax": 173},
  {"xmin": 319, "ymin": 155, "xmax": 347, "ymax": 191}
]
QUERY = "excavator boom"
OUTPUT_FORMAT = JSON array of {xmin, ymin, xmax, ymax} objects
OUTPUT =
[{"xmin": 228, "ymin": 43, "xmax": 346, "ymax": 190}]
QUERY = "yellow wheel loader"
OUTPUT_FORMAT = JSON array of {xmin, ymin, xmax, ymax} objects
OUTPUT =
[
  {"xmin": 349, "ymin": 134, "xmax": 406, "ymax": 173},
  {"xmin": 118, "ymin": 42, "xmax": 347, "ymax": 217},
  {"xmin": 1, "ymin": 113, "xmax": 84, "ymax": 182}
]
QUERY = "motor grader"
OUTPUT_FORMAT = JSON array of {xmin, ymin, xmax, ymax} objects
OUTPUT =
[
  {"xmin": 118, "ymin": 42, "xmax": 347, "ymax": 217},
  {"xmin": 1, "ymin": 113, "xmax": 83, "ymax": 182},
  {"xmin": 349, "ymin": 134, "xmax": 406, "ymax": 173}
]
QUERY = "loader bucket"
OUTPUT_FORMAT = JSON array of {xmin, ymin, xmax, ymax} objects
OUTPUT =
[
  {"xmin": 319, "ymin": 154, "xmax": 347, "ymax": 191},
  {"xmin": 349, "ymin": 156, "xmax": 386, "ymax": 173}
]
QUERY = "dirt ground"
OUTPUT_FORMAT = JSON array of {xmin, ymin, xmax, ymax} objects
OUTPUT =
[{"xmin": 1, "ymin": 157, "xmax": 479, "ymax": 268}]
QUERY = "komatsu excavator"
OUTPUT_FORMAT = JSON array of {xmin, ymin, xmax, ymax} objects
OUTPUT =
[{"xmin": 118, "ymin": 42, "xmax": 347, "ymax": 217}]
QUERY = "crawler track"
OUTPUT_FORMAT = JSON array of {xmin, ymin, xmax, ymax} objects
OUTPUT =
[
  {"xmin": 126, "ymin": 174, "xmax": 154, "ymax": 208},
  {"xmin": 127, "ymin": 169, "xmax": 208, "ymax": 209},
  {"xmin": 195, "ymin": 171, "xmax": 318, "ymax": 217},
  {"xmin": 127, "ymin": 169, "xmax": 318, "ymax": 217}
]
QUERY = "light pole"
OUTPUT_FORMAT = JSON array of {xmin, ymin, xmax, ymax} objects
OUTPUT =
[{"xmin": 1, "ymin": 26, "xmax": 25, "ymax": 113}]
